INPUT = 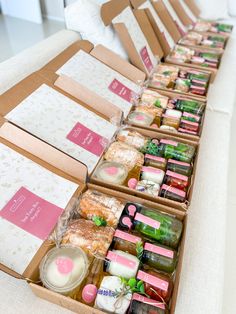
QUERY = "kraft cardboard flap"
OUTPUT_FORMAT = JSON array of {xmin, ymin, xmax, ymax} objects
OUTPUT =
[
  {"xmin": 101, "ymin": 1, "xmax": 157, "ymax": 75},
  {"xmin": 101, "ymin": 0, "xmax": 131, "ymax": 26},
  {"xmin": 0, "ymin": 122, "xmax": 88, "ymax": 183},
  {"xmin": 184, "ymin": 0, "xmax": 201, "ymax": 17},
  {"xmin": 131, "ymin": 0, "xmax": 176, "ymax": 56},
  {"xmin": 90, "ymin": 44, "xmax": 146, "ymax": 83},
  {"xmin": 0, "ymin": 123, "xmax": 86, "ymax": 280},
  {"xmin": 170, "ymin": 0, "xmax": 194, "ymax": 26}
]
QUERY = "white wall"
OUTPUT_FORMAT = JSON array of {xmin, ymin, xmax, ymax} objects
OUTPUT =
[{"xmin": 40, "ymin": 0, "xmax": 65, "ymax": 21}]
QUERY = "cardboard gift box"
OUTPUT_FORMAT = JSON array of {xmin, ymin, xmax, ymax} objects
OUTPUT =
[
  {"xmin": 100, "ymin": 0, "xmax": 212, "ymax": 99},
  {"xmin": 0, "ymin": 120, "xmax": 187, "ymax": 314},
  {"xmin": 31, "ymin": 40, "xmax": 205, "ymax": 142},
  {"xmin": 130, "ymin": 0, "xmax": 223, "ymax": 79},
  {"xmin": 90, "ymin": 126, "xmax": 199, "ymax": 212}
]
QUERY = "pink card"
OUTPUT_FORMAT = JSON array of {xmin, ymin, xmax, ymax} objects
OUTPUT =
[
  {"xmin": 0, "ymin": 187, "xmax": 64, "ymax": 240},
  {"xmin": 108, "ymin": 79, "xmax": 137, "ymax": 103},
  {"xmin": 67, "ymin": 122, "xmax": 109, "ymax": 157},
  {"xmin": 140, "ymin": 46, "xmax": 154, "ymax": 73}
]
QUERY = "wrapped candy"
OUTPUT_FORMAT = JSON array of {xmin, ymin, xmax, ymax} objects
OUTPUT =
[
  {"xmin": 160, "ymin": 184, "xmax": 186, "ymax": 203},
  {"xmin": 105, "ymin": 250, "xmax": 140, "ymax": 279},
  {"xmin": 95, "ymin": 276, "xmax": 132, "ymax": 314},
  {"xmin": 94, "ymin": 161, "xmax": 128, "ymax": 185},
  {"xmin": 104, "ymin": 141, "xmax": 144, "ymax": 171},
  {"xmin": 158, "ymin": 139, "xmax": 195, "ymax": 163},
  {"xmin": 167, "ymin": 159, "xmax": 192, "ymax": 177},
  {"xmin": 112, "ymin": 229, "xmax": 142, "ymax": 256},
  {"xmin": 78, "ymin": 190, "xmax": 124, "ymax": 227},
  {"xmin": 163, "ymin": 170, "xmax": 189, "ymax": 191},
  {"xmin": 39, "ymin": 245, "xmax": 89, "ymax": 296},
  {"xmin": 116, "ymin": 129, "xmax": 147, "ymax": 150},
  {"xmin": 141, "ymin": 166, "xmax": 165, "ymax": 185},
  {"xmin": 137, "ymin": 270, "xmax": 173, "ymax": 303},
  {"xmin": 141, "ymin": 89, "xmax": 169, "ymax": 109},
  {"xmin": 129, "ymin": 293, "xmax": 168, "ymax": 314},
  {"xmin": 134, "ymin": 208, "xmax": 183, "ymax": 248},
  {"xmin": 136, "ymin": 180, "xmax": 160, "ymax": 197},
  {"xmin": 127, "ymin": 111, "xmax": 154, "ymax": 127},
  {"xmin": 62, "ymin": 219, "xmax": 114, "ymax": 257},
  {"xmin": 142, "ymin": 242, "xmax": 177, "ymax": 273},
  {"xmin": 144, "ymin": 154, "xmax": 167, "ymax": 171}
]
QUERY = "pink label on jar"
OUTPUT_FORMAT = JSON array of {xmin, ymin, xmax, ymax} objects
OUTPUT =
[
  {"xmin": 145, "ymin": 154, "xmax": 165, "ymax": 163},
  {"xmin": 190, "ymin": 85, "xmax": 205, "ymax": 91},
  {"xmin": 114, "ymin": 230, "xmax": 141, "ymax": 244},
  {"xmin": 183, "ymin": 112, "xmax": 200, "ymax": 122},
  {"xmin": 127, "ymin": 204, "xmax": 137, "ymax": 216},
  {"xmin": 178, "ymin": 128, "xmax": 198, "ymax": 135},
  {"xmin": 55, "ymin": 257, "xmax": 74, "ymax": 275},
  {"xmin": 108, "ymin": 79, "xmax": 137, "ymax": 103},
  {"xmin": 106, "ymin": 251, "xmax": 137, "ymax": 268},
  {"xmin": 135, "ymin": 213, "xmax": 160, "ymax": 229},
  {"xmin": 104, "ymin": 166, "xmax": 119, "ymax": 176},
  {"xmin": 132, "ymin": 293, "xmax": 165, "ymax": 309},
  {"xmin": 166, "ymin": 170, "xmax": 188, "ymax": 182},
  {"xmin": 161, "ymin": 184, "xmax": 186, "ymax": 197},
  {"xmin": 67, "ymin": 122, "xmax": 108, "ymax": 157},
  {"xmin": 82, "ymin": 284, "xmax": 98, "ymax": 304},
  {"xmin": 128, "ymin": 178, "xmax": 138, "ymax": 189},
  {"xmin": 162, "ymin": 114, "xmax": 179, "ymax": 120},
  {"xmin": 144, "ymin": 243, "xmax": 174, "ymax": 259},
  {"xmin": 0, "ymin": 187, "xmax": 64, "ymax": 240},
  {"xmin": 135, "ymin": 114, "xmax": 145, "ymax": 121},
  {"xmin": 121, "ymin": 216, "xmax": 133, "ymax": 229},
  {"xmin": 181, "ymin": 119, "xmax": 199, "ymax": 127},
  {"xmin": 142, "ymin": 166, "xmax": 162, "ymax": 175},
  {"xmin": 160, "ymin": 139, "xmax": 178, "ymax": 146},
  {"xmin": 168, "ymin": 159, "xmax": 190, "ymax": 167},
  {"xmin": 140, "ymin": 46, "xmax": 154, "ymax": 73},
  {"xmin": 137, "ymin": 270, "xmax": 169, "ymax": 292}
]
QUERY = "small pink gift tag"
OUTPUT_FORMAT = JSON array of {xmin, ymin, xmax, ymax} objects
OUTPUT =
[
  {"xmin": 0, "ymin": 187, "xmax": 64, "ymax": 240},
  {"xmin": 67, "ymin": 122, "xmax": 109, "ymax": 157},
  {"xmin": 108, "ymin": 79, "xmax": 137, "ymax": 102},
  {"xmin": 140, "ymin": 46, "xmax": 154, "ymax": 73}
]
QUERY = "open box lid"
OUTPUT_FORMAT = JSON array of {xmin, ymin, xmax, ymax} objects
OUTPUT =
[
  {"xmin": 0, "ymin": 119, "xmax": 87, "ymax": 281},
  {"xmin": 151, "ymin": 0, "xmax": 183, "ymax": 43},
  {"xmin": 38, "ymin": 40, "xmax": 144, "ymax": 120},
  {"xmin": 169, "ymin": 0, "xmax": 197, "ymax": 27},
  {"xmin": 130, "ymin": 0, "xmax": 176, "ymax": 56},
  {"xmin": 101, "ymin": 0, "xmax": 162, "ymax": 75},
  {"xmin": 0, "ymin": 72, "xmax": 119, "ymax": 175},
  {"xmin": 183, "ymin": 0, "xmax": 201, "ymax": 18}
]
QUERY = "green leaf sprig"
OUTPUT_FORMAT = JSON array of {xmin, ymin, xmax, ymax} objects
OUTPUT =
[
  {"xmin": 119, "ymin": 277, "xmax": 149, "ymax": 297},
  {"xmin": 154, "ymin": 99, "xmax": 161, "ymax": 108},
  {"xmin": 92, "ymin": 216, "xmax": 107, "ymax": 227},
  {"xmin": 136, "ymin": 241, "xmax": 144, "ymax": 260}
]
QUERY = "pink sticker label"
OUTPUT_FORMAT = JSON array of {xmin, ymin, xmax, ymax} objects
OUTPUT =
[
  {"xmin": 108, "ymin": 79, "xmax": 137, "ymax": 103},
  {"xmin": 190, "ymin": 85, "xmax": 205, "ymax": 91},
  {"xmin": 144, "ymin": 243, "xmax": 174, "ymax": 259},
  {"xmin": 66, "ymin": 122, "xmax": 108, "ymax": 157},
  {"xmin": 121, "ymin": 216, "xmax": 133, "ymax": 229},
  {"xmin": 168, "ymin": 159, "xmax": 190, "ymax": 167},
  {"xmin": 145, "ymin": 154, "xmax": 166, "ymax": 163},
  {"xmin": 137, "ymin": 270, "xmax": 169, "ymax": 292},
  {"xmin": 135, "ymin": 213, "xmax": 161, "ymax": 229},
  {"xmin": 128, "ymin": 178, "xmax": 138, "ymax": 189},
  {"xmin": 114, "ymin": 230, "xmax": 141, "ymax": 244},
  {"xmin": 132, "ymin": 293, "xmax": 165, "ymax": 310},
  {"xmin": 162, "ymin": 114, "xmax": 179, "ymax": 120},
  {"xmin": 106, "ymin": 251, "xmax": 137, "ymax": 268},
  {"xmin": 181, "ymin": 119, "xmax": 199, "ymax": 127},
  {"xmin": 0, "ymin": 187, "xmax": 64, "ymax": 240},
  {"xmin": 136, "ymin": 114, "xmax": 145, "ymax": 121},
  {"xmin": 127, "ymin": 204, "xmax": 137, "ymax": 216},
  {"xmin": 178, "ymin": 128, "xmax": 198, "ymax": 135},
  {"xmin": 140, "ymin": 46, "xmax": 154, "ymax": 73},
  {"xmin": 166, "ymin": 170, "xmax": 188, "ymax": 182},
  {"xmin": 82, "ymin": 284, "xmax": 98, "ymax": 304},
  {"xmin": 142, "ymin": 166, "xmax": 162, "ymax": 175},
  {"xmin": 55, "ymin": 257, "xmax": 74, "ymax": 275},
  {"xmin": 160, "ymin": 139, "xmax": 178, "ymax": 146},
  {"xmin": 161, "ymin": 184, "xmax": 186, "ymax": 197},
  {"xmin": 183, "ymin": 112, "xmax": 200, "ymax": 122}
]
